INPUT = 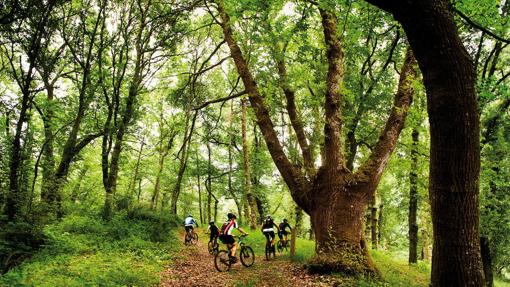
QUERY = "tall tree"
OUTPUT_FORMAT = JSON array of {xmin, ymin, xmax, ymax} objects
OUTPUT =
[
  {"xmin": 365, "ymin": 0, "xmax": 485, "ymax": 285},
  {"xmin": 214, "ymin": 0, "xmax": 417, "ymax": 274},
  {"xmin": 2, "ymin": 0, "xmax": 60, "ymax": 220}
]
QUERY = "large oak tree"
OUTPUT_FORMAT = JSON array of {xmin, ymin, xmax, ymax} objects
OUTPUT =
[{"xmin": 213, "ymin": 0, "xmax": 418, "ymax": 274}]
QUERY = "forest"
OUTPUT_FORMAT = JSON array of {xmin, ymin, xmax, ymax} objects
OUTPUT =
[{"xmin": 0, "ymin": 0, "xmax": 509, "ymax": 286}]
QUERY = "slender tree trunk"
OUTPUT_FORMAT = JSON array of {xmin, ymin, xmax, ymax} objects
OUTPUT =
[
  {"xmin": 480, "ymin": 237, "xmax": 493, "ymax": 287},
  {"xmin": 228, "ymin": 101, "xmax": 242, "ymax": 223},
  {"xmin": 378, "ymin": 204, "xmax": 383, "ymax": 246},
  {"xmin": 206, "ymin": 141, "xmax": 212, "ymax": 223},
  {"xmin": 196, "ymin": 151, "xmax": 203, "ymax": 224},
  {"xmin": 70, "ymin": 165, "xmax": 88, "ymax": 203},
  {"xmin": 409, "ymin": 128, "xmax": 419, "ymax": 264},
  {"xmin": 6, "ymin": 92, "xmax": 30, "ymax": 221},
  {"xmin": 40, "ymin": 85, "xmax": 56, "ymax": 204},
  {"xmin": 128, "ymin": 139, "xmax": 145, "ymax": 198},
  {"xmin": 241, "ymin": 99, "xmax": 258, "ymax": 229},
  {"xmin": 169, "ymin": 111, "xmax": 193, "ymax": 215},
  {"xmin": 103, "ymin": 82, "xmax": 139, "ymax": 220},
  {"xmin": 371, "ymin": 196, "xmax": 378, "ymax": 250},
  {"xmin": 295, "ymin": 206, "xmax": 303, "ymax": 236}
]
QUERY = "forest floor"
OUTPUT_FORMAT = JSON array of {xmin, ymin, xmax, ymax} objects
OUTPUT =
[{"xmin": 160, "ymin": 231, "xmax": 334, "ymax": 287}]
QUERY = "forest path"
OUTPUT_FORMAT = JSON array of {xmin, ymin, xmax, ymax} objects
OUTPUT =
[{"xmin": 159, "ymin": 231, "xmax": 330, "ymax": 287}]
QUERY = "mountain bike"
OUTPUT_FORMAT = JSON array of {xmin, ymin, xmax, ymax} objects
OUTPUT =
[
  {"xmin": 265, "ymin": 234, "xmax": 276, "ymax": 260},
  {"xmin": 277, "ymin": 237, "xmax": 289, "ymax": 253},
  {"xmin": 214, "ymin": 234, "xmax": 255, "ymax": 272},
  {"xmin": 184, "ymin": 229, "xmax": 199, "ymax": 245},
  {"xmin": 208, "ymin": 238, "xmax": 219, "ymax": 255}
]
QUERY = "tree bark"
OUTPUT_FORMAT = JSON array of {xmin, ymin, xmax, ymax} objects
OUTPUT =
[
  {"xmin": 365, "ymin": 1, "xmax": 485, "ymax": 285},
  {"xmin": 408, "ymin": 128, "xmax": 419, "ymax": 264}
]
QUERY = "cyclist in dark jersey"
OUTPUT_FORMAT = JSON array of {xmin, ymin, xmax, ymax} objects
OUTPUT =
[
  {"xmin": 261, "ymin": 215, "xmax": 279, "ymax": 250},
  {"xmin": 206, "ymin": 221, "xmax": 219, "ymax": 244},
  {"xmin": 278, "ymin": 219, "xmax": 292, "ymax": 245}
]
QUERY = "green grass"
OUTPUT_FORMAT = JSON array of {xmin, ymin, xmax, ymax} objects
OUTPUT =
[
  {"xmin": 216, "ymin": 228, "xmax": 431, "ymax": 286},
  {"xmin": 0, "ymin": 208, "xmax": 179, "ymax": 287},
  {"xmin": 216, "ymin": 228, "xmax": 314, "ymax": 260}
]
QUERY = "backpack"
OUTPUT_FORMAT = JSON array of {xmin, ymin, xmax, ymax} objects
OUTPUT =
[{"xmin": 220, "ymin": 221, "xmax": 230, "ymax": 235}]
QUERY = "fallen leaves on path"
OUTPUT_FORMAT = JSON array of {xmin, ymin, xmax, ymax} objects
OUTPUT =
[{"xmin": 159, "ymin": 232, "xmax": 332, "ymax": 287}]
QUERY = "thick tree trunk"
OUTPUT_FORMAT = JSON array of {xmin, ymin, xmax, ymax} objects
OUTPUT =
[
  {"xmin": 408, "ymin": 128, "xmax": 419, "ymax": 264},
  {"xmin": 307, "ymin": 182, "xmax": 375, "ymax": 274},
  {"xmin": 364, "ymin": 1, "xmax": 485, "ymax": 285}
]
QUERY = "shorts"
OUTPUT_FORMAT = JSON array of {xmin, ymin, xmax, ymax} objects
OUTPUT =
[
  {"xmin": 185, "ymin": 226, "xmax": 194, "ymax": 233},
  {"xmin": 219, "ymin": 234, "xmax": 235, "ymax": 245},
  {"xmin": 210, "ymin": 232, "xmax": 219, "ymax": 242},
  {"xmin": 263, "ymin": 231, "xmax": 275, "ymax": 241}
]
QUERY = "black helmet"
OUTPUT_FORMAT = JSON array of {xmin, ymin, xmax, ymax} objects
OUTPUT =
[
  {"xmin": 265, "ymin": 215, "xmax": 272, "ymax": 222},
  {"xmin": 209, "ymin": 221, "xmax": 215, "ymax": 225},
  {"xmin": 227, "ymin": 213, "xmax": 236, "ymax": 219},
  {"xmin": 283, "ymin": 218, "xmax": 288, "ymax": 222},
  {"xmin": 187, "ymin": 214, "xmax": 192, "ymax": 217}
]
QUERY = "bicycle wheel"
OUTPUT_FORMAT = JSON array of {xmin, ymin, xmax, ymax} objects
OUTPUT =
[
  {"xmin": 265, "ymin": 243, "xmax": 274, "ymax": 260},
  {"xmin": 208, "ymin": 242, "xmax": 214, "ymax": 255},
  {"xmin": 184, "ymin": 233, "xmax": 191, "ymax": 246},
  {"xmin": 192, "ymin": 232, "xmax": 199, "ymax": 245},
  {"xmin": 277, "ymin": 240, "xmax": 283, "ymax": 253},
  {"xmin": 214, "ymin": 250, "xmax": 231, "ymax": 272},
  {"xmin": 240, "ymin": 246, "xmax": 255, "ymax": 267}
]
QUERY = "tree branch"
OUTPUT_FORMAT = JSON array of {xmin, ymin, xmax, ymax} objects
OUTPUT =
[
  {"xmin": 214, "ymin": 0, "xmax": 308, "ymax": 204},
  {"xmin": 453, "ymin": 7, "xmax": 510, "ymax": 44},
  {"xmin": 355, "ymin": 48, "xmax": 417, "ymax": 192}
]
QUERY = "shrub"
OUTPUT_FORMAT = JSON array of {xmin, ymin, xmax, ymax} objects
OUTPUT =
[{"xmin": 0, "ymin": 220, "xmax": 46, "ymax": 273}]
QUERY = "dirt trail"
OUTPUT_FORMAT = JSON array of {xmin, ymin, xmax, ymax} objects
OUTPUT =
[{"xmin": 160, "ymin": 232, "xmax": 331, "ymax": 287}]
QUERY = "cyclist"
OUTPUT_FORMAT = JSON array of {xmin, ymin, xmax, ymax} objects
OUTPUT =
[
  {"xmin": 278, "ymin": 218, "xmax": 292, "ymax": 246},
  {"xmin": 206, "ymin": 221, "xmax": 219, "ymax": 245},
  {"xmin": 261, "ymin": 215, "xmax": 279, "ymax": 252},
  {"xmin": 183, "ymin": 214, "xmax": 198, "ymax": 243},
  {"xmin": 218, "ymin": 213, "xmax": 248, "ymax": 263}
]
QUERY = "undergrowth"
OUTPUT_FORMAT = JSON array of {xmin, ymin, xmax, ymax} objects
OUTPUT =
[{"xmin": 0, "ymin": 207, "xmax": 179, "ymax": 286}]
